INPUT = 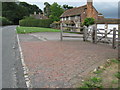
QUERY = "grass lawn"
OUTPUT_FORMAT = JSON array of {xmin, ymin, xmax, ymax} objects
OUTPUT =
[{"xmin": 16, "ymin": 26, "xmax": 60, "ymax": 34}]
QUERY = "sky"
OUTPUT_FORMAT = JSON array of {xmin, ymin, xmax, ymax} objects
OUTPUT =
[{"xmin": 19, "ymin": 0, "xmax": 120, "ymax": 18}]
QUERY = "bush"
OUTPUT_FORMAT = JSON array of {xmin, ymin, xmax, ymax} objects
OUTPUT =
[
  {"xmin": 50, "ymin": 21, "xmax": 60, "ymax": 29},
  {"xmin": 83, "ymin": 18, "xmax": 95, "ymax": 27},
  {"xmin": 19, "ymin": 17, "xmax": 53, "ymax": 28},
  {"xmin": 0, "ymin": 16, "xmax": 12, "ymax": 26}
]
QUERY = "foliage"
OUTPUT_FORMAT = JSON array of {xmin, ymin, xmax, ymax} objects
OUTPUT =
[
  {"xmin": 63, "ymin": 4, "xmax": 73, "ymax": 10},
  {"xmin": 19, "ymin": 2, "xmax": 43, "ymax": 14},
  {"xmin": 0, "ymin": 16, "xmax": 12, "ymax": 26},
  {"xmin": 50, "ymin": 2, "xmax": 64, "ymax": 21},
  {"xmin": 2, "ymin": 2, "xmax": 29, "ymax": 25},
  {"xmin": 50, "ymin": 21, "xmax": 60, "ymax": 29},
  {"xmin": 111, "ymin": 59, "xmax": 120, "ymax": 63},
  {"xmin": 19, "ymin": 17, "xmax": 53, "ymax": 28},
  {"xmin": 44, "ymin": 2, "xmax": 51, "ymax": 17},
  {"xmin": 114, "ymin": 72, "xmax": 120, "ymax": 79},
  {"xmin": 2, "ymin": 2, "xmax": 43, "ymax": 25},
  {"xmin": 16, "ymin": 26, "xmax": 60, "ymax": 34},
  {"xmin": 83, "ymin": 18, "xmax": 95, "ymax": 27},
  {"xmin": 79, "ymin": 77, "xmax": 103, "ymax": 88}
]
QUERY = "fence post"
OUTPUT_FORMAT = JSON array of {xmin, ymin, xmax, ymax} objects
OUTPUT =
[
  {"xmin": 83, "ymin": 26, "xmax": 87, "ymax": 41},
  {"xmin": 104, "ymin": 24, "xmax": 108, "ymax": 42},
  {"xmin": 112, "ymin": 28, "xmax": 116, "ymax": 49},
  {"xmin": 92, "ymin": 25, "xmax": 97, "ymax": 43},
  {"xmin": 60, "ymin": 23, "xmax": 63, "ymax": 41}
]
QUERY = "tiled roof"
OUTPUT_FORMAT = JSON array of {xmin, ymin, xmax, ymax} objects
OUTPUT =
[
  {"xmin": 96, "ymin": 18, "xmax": 120, "ymax": 24},
  {"xmin": 32, "ymin": 14, "xmax": 48, "ymax": 19},
  {"xmin": 60, "ymin": 5, "xmax": 87, "ymax": 17}
]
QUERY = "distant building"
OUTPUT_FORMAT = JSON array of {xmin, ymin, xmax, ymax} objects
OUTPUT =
[
  {"xmin": 30, "ymin": 12, "xmax": 48, "ymax": 19},
  {"xmin": 60, "ymin": 0, "xmax": 119, "ymax": 27}
]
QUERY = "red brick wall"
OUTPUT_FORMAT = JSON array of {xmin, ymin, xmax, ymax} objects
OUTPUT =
[{"xmin": 86, "ymin": 1, "xmax": 99, "ymax": 20}]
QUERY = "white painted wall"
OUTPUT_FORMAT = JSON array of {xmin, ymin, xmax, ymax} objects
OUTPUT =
[
  {"xmin": 97, "ymin": 24, "xmax": 118, "ymax": 30},
  {"xmin": 97, "ymin": 24, "xmax": 118, "ymax": 39}
]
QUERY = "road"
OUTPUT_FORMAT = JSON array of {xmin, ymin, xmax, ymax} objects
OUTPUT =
[{"xmin": 2, "ymin": 26, "xmax": 27, "ymax": 88}]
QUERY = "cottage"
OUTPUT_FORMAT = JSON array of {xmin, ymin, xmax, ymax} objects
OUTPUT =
[
  {"xmin": 30, "ymin": 12, "xmax": 48, "ymax": 19},
  {"xmin": 60, "ymin": 0, "xmax": 104, "ymax": 27}
]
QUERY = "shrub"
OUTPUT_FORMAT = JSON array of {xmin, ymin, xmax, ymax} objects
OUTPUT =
[
  {"xmin": 19, "ymin": 17, "xmax": 53, "ymax": 28},
  {"xmin": 0, "ymin": 16, "xmax": 12, "ymax": 26},
  {"xmin": 83, "ymin": 18, "xmax": 95, "ymax": 27},
  {"xmin": 50, "ymin": 21, "xmax": 60, "ymax": 29}
]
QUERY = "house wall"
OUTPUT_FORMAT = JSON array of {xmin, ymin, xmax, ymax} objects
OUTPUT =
[{"xmin": 86, "ymin": 0, "xmax": 99, "ymax": 20}]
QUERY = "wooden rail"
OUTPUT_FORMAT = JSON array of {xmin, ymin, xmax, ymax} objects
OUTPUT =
[{"xmin": 60, "ymin": 23, "xmax": 119, "ymax": 49}]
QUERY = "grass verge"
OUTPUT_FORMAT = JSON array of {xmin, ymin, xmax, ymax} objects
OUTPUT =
[
  {"xmin": 16, "ymin": 26, "xmax": 60, "ymax": 34},
  {"xmin": 78, "ymin": 59, "xmax": 119, "ymax": 88}
]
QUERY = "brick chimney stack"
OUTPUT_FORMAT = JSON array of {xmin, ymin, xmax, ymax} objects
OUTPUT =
[{"xmin": 87, "ymin": 0, "xmax": 93, "ymax": 18}]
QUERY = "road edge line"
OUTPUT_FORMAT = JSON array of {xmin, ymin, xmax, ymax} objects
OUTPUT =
[{"xmin": 16, "ymin": 29, "xmax": 32, "ymax": 88}]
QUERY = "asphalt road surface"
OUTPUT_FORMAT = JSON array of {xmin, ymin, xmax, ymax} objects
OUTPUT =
[{"xmin": 2, "ymin": 26, "xmax": 27, "ymax": 88}]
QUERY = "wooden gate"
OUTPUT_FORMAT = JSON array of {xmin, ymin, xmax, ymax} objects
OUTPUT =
[
  {"xmin": 60, "ymin": 23, "xmax": 118, "ymax": 49},
  {"xmin": 85, "ymin": 24, "xmax": 119, "ymax": 49}
]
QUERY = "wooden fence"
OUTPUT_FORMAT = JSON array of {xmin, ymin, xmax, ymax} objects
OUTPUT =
[{"xmin": 60, "ymin": 23, "xmax": 119, "ymax": 49}]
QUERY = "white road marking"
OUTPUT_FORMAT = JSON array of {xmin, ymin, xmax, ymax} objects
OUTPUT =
[
  {"xmin": 30, "ymin": 34, "xmax": 47, "ymax": 41},
  {"xmin": 15, "ymin": 29, "xmax": 32, "ymax": 88}
]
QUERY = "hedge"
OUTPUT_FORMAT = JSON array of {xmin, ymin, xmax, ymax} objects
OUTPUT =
[
  {"xmin": 0, "ymin": 16, "xmax": 12, "ymax": 26},
  {"xmin": 19, "ymin": 18, "xmax": 53, "ymax": 28}
]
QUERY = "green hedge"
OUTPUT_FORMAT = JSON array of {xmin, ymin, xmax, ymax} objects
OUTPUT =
[
  {"xmin": 0, "ymin": 16, "xmax": 12, "ymax": 26},
  {"xmin": 19, "ymin": 17, "xmax": 53, "ymax": 28}
]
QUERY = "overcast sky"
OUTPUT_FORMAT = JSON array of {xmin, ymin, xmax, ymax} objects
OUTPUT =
[{"xmin": 19, "ymin": 0, "xmax": 119, "ymax": 18}]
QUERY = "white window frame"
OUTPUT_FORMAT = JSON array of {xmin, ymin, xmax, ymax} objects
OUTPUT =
[
  {"xmin": 75, "ymin": 16, "xmax": 78, "ymax": 19},
  {"xmin": 68, "ymin": 17, "xmax": 71, "ymax": 20},
  {"xmin": 65, "ymin": 17, "xmax": 67, "ymax": 20}
]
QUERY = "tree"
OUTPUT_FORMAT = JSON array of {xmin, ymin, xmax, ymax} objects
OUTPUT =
[
  {"xmin": 50, "ymin": 2, "xmax": 64, "ymax": 21},
  {"xmin": 2, "ymin": 2, "xmax": 29, "ymax": 24},
  {"xmin": 63, "ymin": 4, "xmax": 73, "ymax": 10},
  {"xmin": 83, "ymin": 18, "xmax": 95, "ymax": 27},
  {"xmin": 2, "ymin": 2, "xmax": 43, "ymax": 25},
  {"xmin": 44, "ymin": 2, "xmax": 51, "ymax": 17},
  {"xmin": 19, "ymin": 2, "xmax": 43, "ymax": 14}
]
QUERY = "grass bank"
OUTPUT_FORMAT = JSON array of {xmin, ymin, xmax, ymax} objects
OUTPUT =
[
  {"xmin": 77, "ymin": 59, "xmax": 119, "ymax": 88},
  {"xmin": 16, "ymin": 26, "xmax": 60, "ymax": 34}
]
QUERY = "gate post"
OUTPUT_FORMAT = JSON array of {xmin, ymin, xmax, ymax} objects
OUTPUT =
[
  {"xmin": 105, "ymin": 24, "xmax": 108, "ymax": 42},
  {"xmin": 92, "ymin": 25, "xmax": 97, "ymax": 44},
  {"xmin": 83, "ymin": 26, "xmax": 87, "ymax": 41},
  {"xmin": 112, "ymin": 28, "xmax": 116, "ymax": 49},
  {"xmin": 60, "ymin": 23, "xmax": 63, "ymax": 41}
]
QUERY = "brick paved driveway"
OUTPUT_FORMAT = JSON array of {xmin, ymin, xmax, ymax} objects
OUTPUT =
[{"xmin": 19, "ymin": 32, "xmax": 117, "ymax": 88}]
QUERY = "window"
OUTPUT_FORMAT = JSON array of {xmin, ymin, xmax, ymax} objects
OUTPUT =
[
  {"xmin": 75, "ymin": 16, "xmax": 78, "ymax": 19},
  {"xmin": 68, "ymin": 17, "xmax": 71, "ymax": 20},
  {"xmin": 64, "ymin": 17, "xmax": 66, "ymax": 20},
  {"xmin": 61, "ymin": 18, "xmax": 64, "ymax": 21}
]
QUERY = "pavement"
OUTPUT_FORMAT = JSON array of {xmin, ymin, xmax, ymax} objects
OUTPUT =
[
  {"xmin": 2, "ymin": 26, "xmax": 27, "ymax": 88},
  {"xmin": 19, "ymin": 32, "xmax": 118, "ymax": 88}
]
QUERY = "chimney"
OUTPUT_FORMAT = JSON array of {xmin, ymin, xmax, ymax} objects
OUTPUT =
[
  {"xmin": 87, "ymin": 0, "xmax": 93, "ymax": 18},
  {"xmin": 34, "ymin": 12, "xmax": 36, "ymax": 15},
  {"xmin": 87, "ymin": 0, "xmax": 93, "ymax": 6}
]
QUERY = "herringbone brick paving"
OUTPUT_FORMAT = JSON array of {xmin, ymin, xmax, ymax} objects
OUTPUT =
[{"xmin": 21, "ymin": 40, "xmax": 117, "ymax": 88}]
